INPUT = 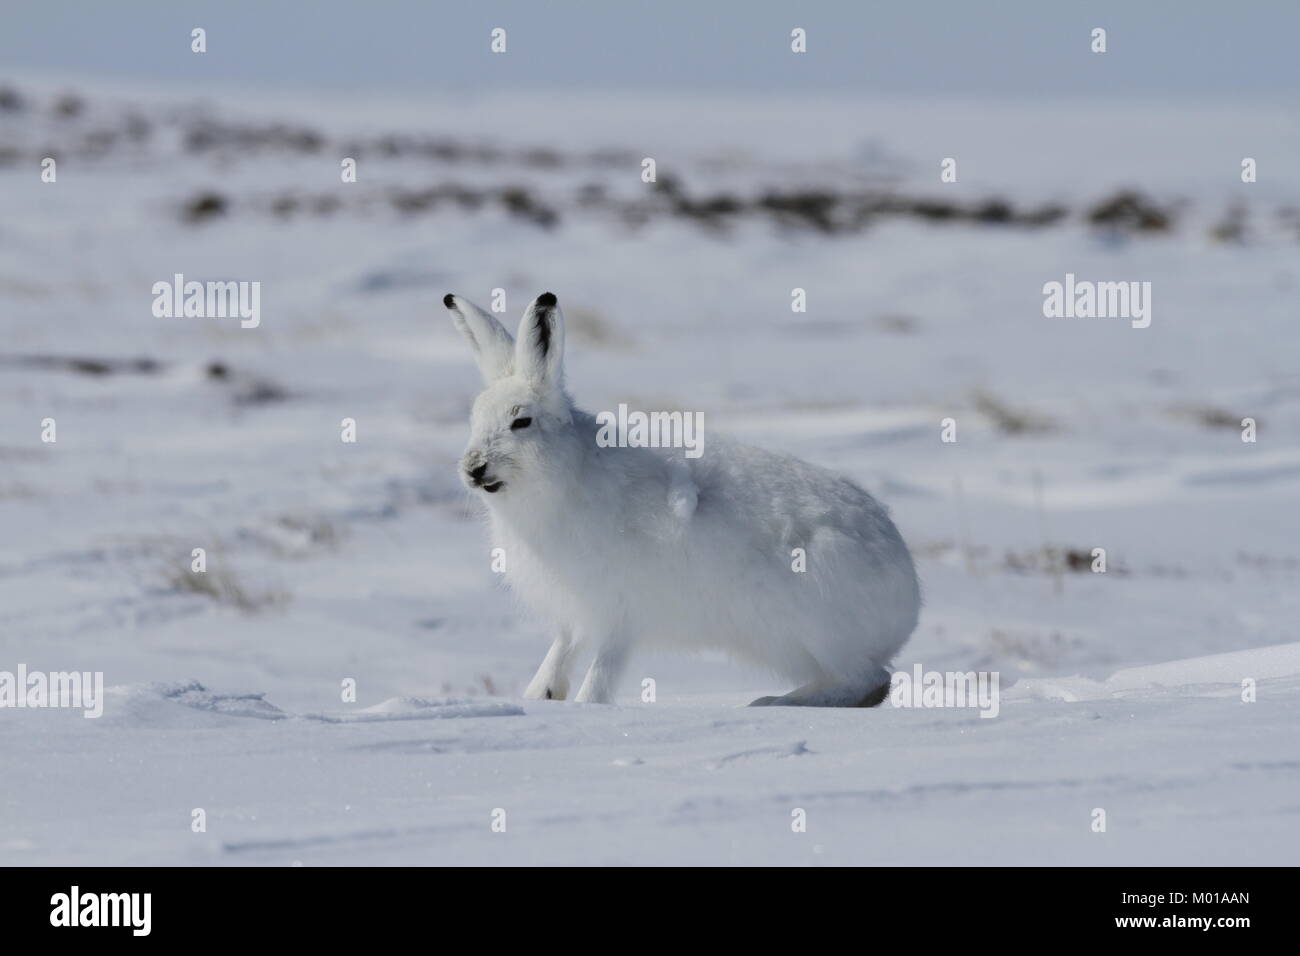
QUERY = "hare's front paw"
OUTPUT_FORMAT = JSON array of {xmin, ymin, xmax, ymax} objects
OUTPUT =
[
  {"xmin": 524, "ymin": 674, "xmax": 569, "ymax": 701},
  {"xmin": 523, "ymin": 633, "xmax": 576, "ymax": 700}
]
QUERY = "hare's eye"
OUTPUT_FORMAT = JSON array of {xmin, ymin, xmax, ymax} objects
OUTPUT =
[{"xmin": 510, "ymin": 416, "xmax": 532, "ymax": 431}]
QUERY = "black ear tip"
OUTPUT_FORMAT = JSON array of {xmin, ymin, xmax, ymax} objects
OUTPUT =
[
  {"xmin": 536, "ymin": 292, "xmax": 557, "ymax": 308},
  {"xmin": 442, "ymin": 293, "xmax": 456, "ymax": 308}
]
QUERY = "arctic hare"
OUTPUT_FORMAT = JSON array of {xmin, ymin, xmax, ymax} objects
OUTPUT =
[{"xmin": 445, "ymin": 291, "xmax": 920, "ymax": 706}]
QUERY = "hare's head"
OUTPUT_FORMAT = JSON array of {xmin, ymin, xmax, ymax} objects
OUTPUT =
[{"xmin": 445, "ymin": 292, "xmax": 573, "ymax": 497}]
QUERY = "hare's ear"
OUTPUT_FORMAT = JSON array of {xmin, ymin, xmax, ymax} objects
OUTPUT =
[
  {"xmin": 443, "ymin": 294, "xmax": 514, "ymax": 383},
  {"xmin": 515, "ymin": 292, "xmax": 564, "ymax": 392}
]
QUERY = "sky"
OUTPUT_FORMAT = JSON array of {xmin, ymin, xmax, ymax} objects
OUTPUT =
[{"xmin": 2, "ymin": 0, "xmax": 1298, "ymax": 97}]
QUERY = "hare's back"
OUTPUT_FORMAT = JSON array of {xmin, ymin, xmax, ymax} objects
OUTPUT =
[{"xmin": 686, "ymin": 437, "xmax": 902, "ymax": 551}]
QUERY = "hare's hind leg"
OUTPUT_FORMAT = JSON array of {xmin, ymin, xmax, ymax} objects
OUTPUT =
[
  {"xmin": 524, "ymin": 629, "xmax": 576, "ymax": 700},
  {"xmin": 749, "ymin": 671, "xmax": 892, "ymax": 708}
]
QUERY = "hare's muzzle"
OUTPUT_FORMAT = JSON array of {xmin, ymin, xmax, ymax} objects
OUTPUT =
[{"xmin": 463, "ymin": 458, "xmax": 504, "ymax": 493}]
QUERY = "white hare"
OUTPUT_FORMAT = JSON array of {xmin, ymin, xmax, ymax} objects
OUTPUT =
[{"xmin": 445, "ymin": 291, "xmax": 920, "ymax": 706}]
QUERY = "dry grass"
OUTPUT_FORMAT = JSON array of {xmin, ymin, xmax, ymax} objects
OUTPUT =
[
  {"xmin": 564, "ymin": 305, "xmax": 633, "ymax": 348},
  {"xmin": 164, "ymin": 562, "xmax": 289, "ymax": 614},
  {"xmin": 251, "ymin": 513, "xmax": 342, "ymax": 559},
  {"xmin": 1168, "ymin": 403, "xmax": 1247, "ymax": 430},
  {"xmin": 989, "ymin": 628, "xmax": 1085, "ymax": 669},
  {"xmin": 970, "ymin": 389, "xmax": 1055, "ymax": 435}
]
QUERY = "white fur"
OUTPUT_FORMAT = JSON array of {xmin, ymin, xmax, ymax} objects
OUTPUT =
[{"xmin": 445, "ymin": 292, "xmax": 921, "ymax": 707}]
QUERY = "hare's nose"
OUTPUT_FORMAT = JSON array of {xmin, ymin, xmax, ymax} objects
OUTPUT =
[{"xmin": 468, "ymin": 462, "xmax": 488, "ymax": 481}]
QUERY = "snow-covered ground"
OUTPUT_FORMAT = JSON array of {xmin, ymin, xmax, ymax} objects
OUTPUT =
[{"xmin": 1, "ymin": 78, "xmax": 1297, "ymax": 865}]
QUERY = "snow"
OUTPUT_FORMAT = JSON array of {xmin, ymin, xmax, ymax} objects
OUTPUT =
[
  {"xmin": 1, "ymin": 76, "xmax": 1298, "ymax": 865},
  {"xmin": 6, "ymin": 652, "xmax": 1299, "ymax": 865},
  {"xmin": 1014, "ymin": 643, "xmax": 1300, "ymax": 703}
]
